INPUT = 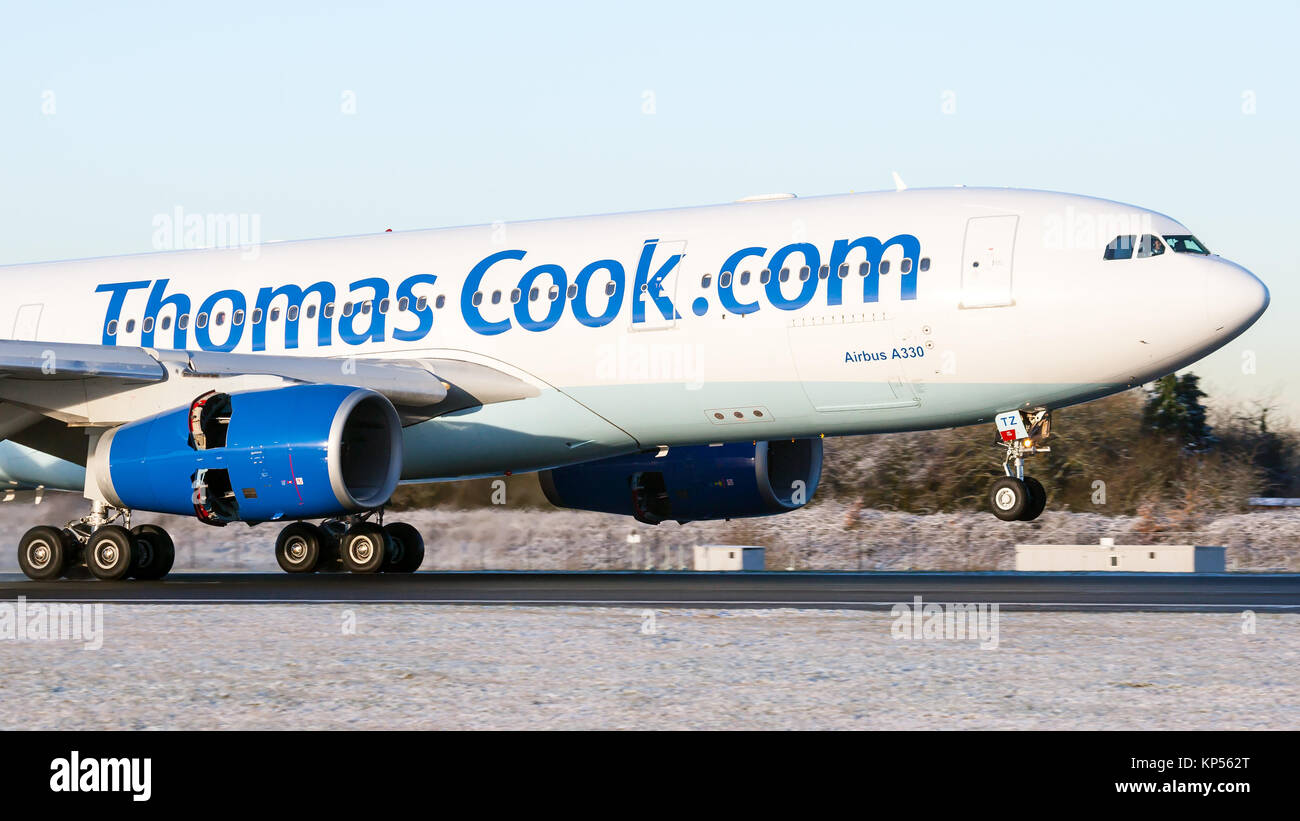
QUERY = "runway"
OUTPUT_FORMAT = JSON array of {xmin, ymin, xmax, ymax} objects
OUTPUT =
[{"xmin": 2, "ymin": 571, "xmax": 1299, "ymax": 611}]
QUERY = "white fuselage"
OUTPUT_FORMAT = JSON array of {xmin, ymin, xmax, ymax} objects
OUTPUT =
[{"xmin": 0, "ymin": 187, "xmax": 1270, "ymax": 485}]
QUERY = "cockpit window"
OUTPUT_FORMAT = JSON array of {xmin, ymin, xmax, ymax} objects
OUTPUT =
[
  {"xmin": 1136, "ymin": 234, "xmax": 1165, "ymax": 258},
  {"xmin": 1103, "ymin": 235, "xmax": 1135, "ymax": 260},
  {"xmin": 1163, "ymin": 234, "xmax": 1211, "ymax": 255}
]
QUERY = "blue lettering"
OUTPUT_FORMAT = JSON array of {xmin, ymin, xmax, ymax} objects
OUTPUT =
[
  {"xmin": 463, "ymin": 250, "xmax": 521, "ymax": 336},
  {"xmin": 765, "ymin": 243, "xmax": 820, "ymax": 311},
  {"xmin": 339, "ymin": 277, "xmax": 389, "ymax": 345},
  {"xmin": 632, "ymin": 240, "xmax": 681, "ymax": 324},
  {"xmin": 253, "ymin": 282, "xmax": 335, "ymax": 351},
  {"xmin": 141, "ymin": 279, "xmax": 191, "ymax": 349},
  {"xmin": 195, "ymin": 290, "xmax": 246, "ymax": 352},
  {"xmin": 571, "ymin": 260, "xmax": 624, "ymax": 328},
  {"xmin": 94, "ymin": 281, "xmax": 150, "ymax": 345},
  {"xmin": 717, "ymin": 247, "xmax": 764, "ymax": 315},
  {"xmin": 514, "ymin": 264, "xmax": 567, "ymax": 332},
  {"xmin": 392, "ymin": 274, "xmax": 438, "ymax": 342}
]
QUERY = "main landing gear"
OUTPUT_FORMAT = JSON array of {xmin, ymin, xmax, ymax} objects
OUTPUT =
[
  {"xmin": 15, "ymin": 502, "xmax": 424, "ymax": 581},
  {"xmin": 274, "ymin": 511, "xmax": 424, "ymax": 575},
  {"xmin": 988, "ymin": 408, "xmax": 1051, "ymax": 522},
  {"xmin": 17, "ymin": 502, "xmax": 176, "ymax": 582}
]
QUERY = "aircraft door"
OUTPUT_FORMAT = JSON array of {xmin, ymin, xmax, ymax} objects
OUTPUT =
[
  {"xmin": 960, "ymin": 215, "xmax": 1018, "ymax": 308},
  {"xmin": 11, "ymin": 304, "xmax": 42, "ymax": 340}
]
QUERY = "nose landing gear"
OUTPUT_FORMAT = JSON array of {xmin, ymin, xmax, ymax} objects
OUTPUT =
[{"xmin": 988, "ymin": 409, "xmax": 1051, "ymax": 522}]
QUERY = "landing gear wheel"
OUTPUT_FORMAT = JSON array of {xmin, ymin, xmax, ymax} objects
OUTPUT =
[
  {"xmin": 18, "ymin": 526, "xmax": 70, "ymax": 580},
  {"xmin": 989, "ymin": 477, "xmax": 1029, "ymax": 522},
  {"xmin": 275, "ymin": 522, "xmax": 324, "ymax": 573},
  {"xmin": 86, "ymin": 525, "xmax": 135, "ymax": 581},
  {"xmin": 129, "ymin": 524, "xmax": 175, "ymax": 580},
  {"xmin": 382, "ymin": 522, "xmax": 425, "ymax": 573},
  {"xmin": 1020, "ymin": 477, "xmax": 1047, "ymax": 522},
  {"xmin": 341, "ymin": 523, "xmax": 387, "ymax": 574}
]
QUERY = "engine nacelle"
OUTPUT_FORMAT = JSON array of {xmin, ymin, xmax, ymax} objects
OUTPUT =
[
  {"xmin": 92, "ymin": 384, "xmax": 402, "ymax": 524},
  {"xmin": 539, "ymin": 439, "xmax": 822, "ymax": 524}
]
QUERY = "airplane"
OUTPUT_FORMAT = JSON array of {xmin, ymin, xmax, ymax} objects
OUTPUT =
[{"xmin": 0, "ymin": 186, "xmax": 1269, "ymax": 581}]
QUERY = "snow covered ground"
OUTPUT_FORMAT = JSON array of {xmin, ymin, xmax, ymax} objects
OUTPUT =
[
  {"xmin": 2, "ymin": 605, "xmax": 1295, "ymax": 730},
  {"xmin": 1, "ymin": 494, "xmax": 1297, "ymax": 572}
]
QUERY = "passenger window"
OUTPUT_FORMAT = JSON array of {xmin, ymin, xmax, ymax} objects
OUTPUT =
[
  {"xmin": 306, "ymin": 305, "xmax": 316, "ymax": 319},
  {"xmin": 342, "ymin": 302, "xmax": 354, "ymax": 316},
  {"xmin": 880, "ymin": 260, "xmax": 890, "ymax": 275},
  {"xmin": 287, "ymin": 305, "xmax": 299, "ymax": 321},
  {"xmin": 178, "ymin": 315, "xmax": 190, "ymax": 330},
  {"xmin": 798, "ymin": 266, "xmax": 810, "ymax": 281},
  {"xmin": 398, "ymin": 296, "xmax": 409, "ymax": 312},
  {"xmin": 106, "ymin": 320, "xmax": 118, "ymax": 335},
  {"xmin": 360, "ymin": 301, "xmax": 370, "ymax": 315},
  {"xmin": 323, "ymin": 303, "xmax": 334, "ymax": 318},
  {"xmin": 1104, "ymin": 235, "xmax": 1136, "ymax": 260},
  {"xmin": 858, "ymin": 262, "xmax": 870, "ymax": 277},
  {"xmin": 196, "ymin": 313, "xmax": 208, "ymax": 328},
  {"xmin": 719, "ymin": 272, "xmax": 732, "ymax": 288},
  {"xmin": 566, "ymin": 284, "xmax": 578, "ymax": 299},
  {"xmin": 779, "ymin": 268, "xmax": 790, "ymax": 282},
  {"xmin": 548, "ymin": 285, "xmax": 559, "ymax": 301},
  {"xmin": 510, "ymin": 289, "xmax": 521, "ymax": 304},
  {"xmin": 818, "ymin": 265, "xmax": 829, "ymax": 280},
  {"xmin": 143, "ymin": 317, "xmax": 155, "ymax": 333},
  {"xmin": 529, "ymin": 287, "xmax": 539, "ymax": 302},
  {"xmin": 701, "ymin": 274, "xmax": 712, "ymax": 288},
  {"xmin": 270, "ymin": 308, "xmax": 280, "ymax": 321},
  {"xmin": 379, "ymin": 299, "xmax": 390, "ymax": 313},
  {"xmin": 740, "ymin": 271, "xmax": 751, "ymax": 285},
  {"xmin": 125, "ymin": 319, "xmax": 135, "ymax": 333},
  {"xmin": 760, "ymin": 269, "xmax": 771, "ymax": 284},
  {"xmin": 901, "ymin": 259, "xmax": 912, "ymax": 274},
  {"xmin": 251, "ymin": 309, "xmax": 263, "ymax": 324},
  {"xmin": 490, "ymin": 291, "xmax": 501, "ymax": 305},
  {"xmin": 161, "ymin": 316, "xmax": 172, "ymax": 331},
  {"xmin": 604, "ymin": 281, "xmax": 616, "ymax": 296},
  {"xmin": 472, "ymin": 292, "xmax": 482, "ymax": 307},
  {"xmin": 430, "ymin": 295, "xmax": 441, "ymax": 310},
  {"xmin": 920, "ymin": 257, "xmax": 931, "ymax": 272},
  {"xmin": 233, "ymin": 310, "xmax": 245, "ymax": 325},
  {"xmin": 215, "ymin": 312, "xmax": 226, "ymax": 326},
  {"xmin": 1136, "ymin": 234, "xmax": 1165, "ymax": 258}
]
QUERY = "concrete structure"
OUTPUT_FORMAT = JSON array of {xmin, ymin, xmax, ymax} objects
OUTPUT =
[
  {"xmin": 693, "ymin": 545, "xmax": 765, "ymax": 571},
  {"xmin": 1015, "ymin": 541, "xmax": 1226, "ymax": 572}
]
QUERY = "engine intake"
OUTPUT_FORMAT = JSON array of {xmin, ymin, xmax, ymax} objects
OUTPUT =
[
  {"xmin": 539, "ymin": 439, "xmax": 822, "ymax": 524},
  {"xmin": 92, "ymin": 384, "xmax": 402, "ymax": 524}
]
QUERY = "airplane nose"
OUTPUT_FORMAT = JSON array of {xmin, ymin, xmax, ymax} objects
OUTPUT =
[{"xmin": 1207, "ymin": 262, "xmax": 1269, "ymax": 337}]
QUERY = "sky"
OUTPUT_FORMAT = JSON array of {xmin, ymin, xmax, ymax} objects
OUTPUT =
[{"xmin": 1, "ymin": 0, "xmax": 1297, "ymax": 420}]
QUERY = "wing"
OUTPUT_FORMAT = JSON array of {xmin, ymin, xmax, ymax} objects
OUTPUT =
[{"xmin": 0, "ymin": 339, "xmax": 540, "ymax": 463}]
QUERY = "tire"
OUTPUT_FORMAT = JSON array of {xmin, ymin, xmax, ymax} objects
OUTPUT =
[
  {"xmin": 989, "ymin": 477, "xmax": 1028, "ymax": 522},
  {"xmin": 17, "ymin": 526, "xmax": 70, "ymax": 580},
  {"xmin": 130, "ymin": 524, "xmax": 175, "ymax": 580},
  {"xmin": 275, "ymin": 522, "xmax": 323, "ymax": 573},
  {"xmin": 382, "ymin": 522, "xmax": 425, "ymax": 573},
  {"xmin": 341, "ymin": 523, "xmax": 387, "ymax": 574},
  {"xmin": 86, "ymin": 525, "xmax": 135, "ymax": 581},
  {"xmin": 1020, "ymin": 477, "xmax": 1047, "ymax": 522}
]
